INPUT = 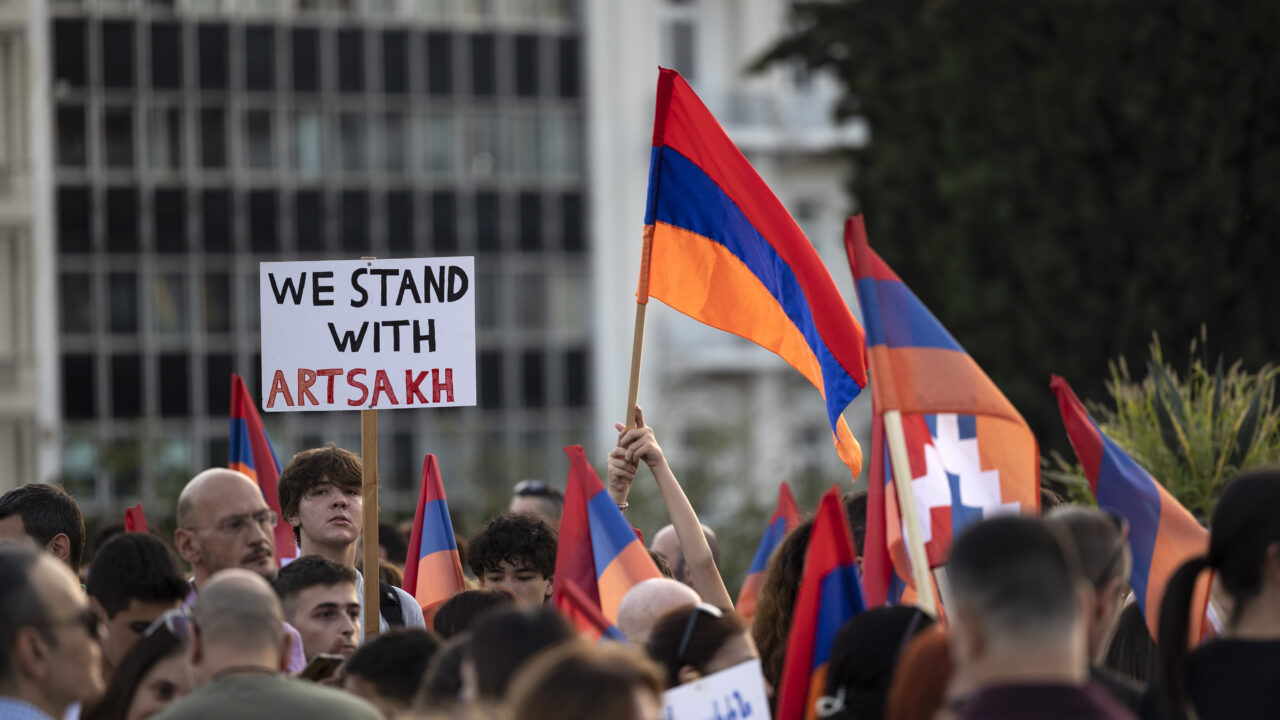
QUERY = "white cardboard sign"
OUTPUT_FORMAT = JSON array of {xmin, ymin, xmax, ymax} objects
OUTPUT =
[
  {"xmin": 259, "ymin": 257, "xmax": 476, "ymax": 412},
  {"xmin": 662, "ymin": 659, "xmax": 772, "ymax": 720}
]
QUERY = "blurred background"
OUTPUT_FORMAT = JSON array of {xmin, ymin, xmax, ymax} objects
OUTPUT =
[{"xmin": 0, "ymin": 0, "xmax": 1276, "ymax": 591}]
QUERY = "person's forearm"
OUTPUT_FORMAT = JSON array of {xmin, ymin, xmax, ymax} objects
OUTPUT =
[{"xmin": 649, "ymin": 458, "xmax": 734, "ymax": 609}]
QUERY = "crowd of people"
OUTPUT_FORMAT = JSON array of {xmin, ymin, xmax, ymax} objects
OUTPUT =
[{"xmin": 0, "ymin": 411, "xmax": 1277, "ymax": 720}]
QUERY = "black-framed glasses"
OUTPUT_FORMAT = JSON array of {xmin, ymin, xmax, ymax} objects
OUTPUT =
[
  {"xmin": 145, "ymin": 607, "xmax": 193, "ymax": 640},
  {"xmin": 675, "ymin": 603, "xmax": 724, "ymax": 667},
  {"xmin": 45, "ymin": 608, "xmax": 104, "ymax": 642}
]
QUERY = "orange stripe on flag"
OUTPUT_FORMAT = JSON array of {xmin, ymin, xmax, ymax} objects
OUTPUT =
[{"xmin": 597, "ymin": 542, "xmax": 659, "ymax": 623}]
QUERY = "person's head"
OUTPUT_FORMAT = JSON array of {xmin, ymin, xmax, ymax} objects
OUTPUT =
[
  {"xmin": 648, "ymin": 524, "xmax": 721, "ymax": 586},
  {"xmin": 466, "ymin": 607, "xmax": 574, "ymax": 701},
  {"xmin": 946, "ymin": 516, "xmax": 1089, "ymax": 685},
  {"xmin": 419, "ymin": 634, "xmax": 469, "ymax": 709},
  {"xmin": 432, "ymin": 589, "xmax": 516, "ymax": 639},
  {"xmin": 843, "ymin": 489, "xmax": 868, "ymax": 556},
  {"xmin": 277, "ymin": 444, "xmax": 364, "ymax": 550},
  {"xmin": 468, "ymin": 513, "xmax": 557, "ymax": 607},
  {"xmin": 271, "ymin": 555, "xmax": 360, "ymax": 661},
  {"xmin": 507, "ymin": 641, "xmax": 665, "ymax": 720},
  {"xmin": 645, "ymin": 603, "xmax": 757, "ymax": 687},
  {"xmin": 87, "ymin": 533, "xmax": 188, "ymax": 674},
  {"xmin": 752, "ymin": 517, "xmax": 813, "ymax": 691},
  {"xmin": 173, "ymin": 468, "xmax": 277, "ymax": 585},
  {"xmin": 1044, "ymin": 506, "xmax": 1131, "ymax": 661},
  {"xmin": 1101, "ymin": 600, "xmax": 1155, "ymax": 684},
  {"xmin": 82, "ymin": 622, "xmax": 189, "ymax": 720},
  {"xmin": 0, "ymin": 546, "xmax": 106, "ymax": 717},
  {"xmin": 378, "ymin": 523, "xmax": 409, "ymax": 568},
  {"xmin": 817, "ymin": 606, "xmax": 934, "ymax": 720},
  {"xmin": 188, "ymin": 568, "xmax": 289, "ymax": 686},
  {"xmin": 343, "ymin": 629, "xmax": 441, "ymax": 718},
  {"xmin": 648, "ymin": 551, "xmax": 674, "ymax": 579},
  {"xmin": 1157, "ymin": 469, "xmax": 1280, "ymax": 720},
  {"xmin": 508, "ymin": 480, "xmax": 564, "ymax": 527},
  {"xmin": 885, "ymin": 625, "xmax": 955, "ymax": 720},
  {"xmin": 379, "ymin": 559, "xmax": 404, "ymax": 589},
  {"xmin": 0, "ymin": 483, "xmax": 86, "ymax": 572},
  {"xmin": 617, "ymin": 578, "xmax": 700, "ymax": 646}
]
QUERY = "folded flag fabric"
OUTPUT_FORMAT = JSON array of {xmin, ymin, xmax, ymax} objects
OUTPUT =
[
  {"xmin": 402, "ymin": 453, "xmax": 466, "ymax": 619},
  {"xmin": 776, "ymin": 487, "xmax": 865, "ymax": 720},
  {"xmin": 229, "ymin": 373, "xmax": 296, "ymax": 563},
  {"xmin": 846, "ymin": 216, "xmax": 1039, "ymax": 606},
  {"xmin": 556, "ymin": 577, "xmax": 627, "ymax": 643},
  {"xmin": 124, "ymin": 503, "xmax": 148, "ymax": 533},
  {"xmin": 553, "ymin": 446, "xmax": 661, "ymax": 624},
  {"xmin": 638, "ymin": 67, "xmax": 868, "ymax": 477},
  {"xmin": 737, "ymin": 482, "xmax": 803, "ymax": 623},
  {"xmin": 1051, "ymin": 375, "xmax": 1211, "ymax": 641}
]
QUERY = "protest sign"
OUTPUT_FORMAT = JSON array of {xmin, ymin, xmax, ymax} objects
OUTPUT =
[
  {"xmin": 259, "ymin": 257, "xmax": 476, "ymax": 412},
  {"xmin": 662, "ymin": 659, "xmax": 771, "ymax": 720}
]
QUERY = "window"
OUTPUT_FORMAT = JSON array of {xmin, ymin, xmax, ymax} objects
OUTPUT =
[
  {"xmin": 475, "ymin": 191, "xmax": 499, "ymax": 252},
  {"xmin": 514, "ymin": 35, "xmax": 538, "ymax": 97},
  {"xmin": 561, "ymin": 192, "xmax": 583, "ymax": 252},
  {"xmin": 380, "ymin": 112, "xmax": 407, "ymax": 173},
  {"xmin": 341, "ymin": 191, "xmax": 368, "ymax": 252},
  {"xmin": 662, "ymin": 20, "xmax": 696, "ymax": 82},
  {"xmin": 476, "ymin": 270, "xmax": 498, "ymax": 329},
  {"xmin": 108, "ymin": 273, "xmax": 139, "ymax": 333},
  {"xmin": 105, "ymin": 187, "xmax": 139, "ymax": 252},
  {"xmin": 518, "ymin": 192, "xmax": 541, "ymax": 251},
  {"xmin": 521, "ymin": 350, "xmax": 545, "ymax": 408},
  {"xmin": 111, "ymin": 355, "xmax": 143, "ymax": 418},
  {"xmin": 103, "ymin": 107, "xmax": 134, "ymax": 169},
  {"xmin": 292, "ymin": 28, "xmax": 320, "ymax": 92},
  {"xmin": 479, "ymin": 350, "xmax": 502, "ymax": 409},
  {"xmin": 425, "ymin": 32, "xmax": 452, "ymax": 94},
  {"xmin": 148, "ymin": 107, "xmax": 182, "ymax": 170},
  {"xmin": 470, "ymin": 33, "xmax": 495, "ymax": 96},
  {"xmin": 557, "ymin": 37, "xmax": 579, "ymax": 98},
  {"xmin": 431, "ymin": 191, "xmax": 456, "ymax": 252},
  {"xmin": 202, "ymin": 273, "xmax": 231, "ymax": 332},
  {"xmin": 54, "ymin": 19, "xmax": 87, "ymax": 88},
  {"xmin": 154, "ymin": 188, "xmax": 186, "ymax": 253},
  {"xmin": 418, "ymin": 112, "xmax": 454, "ymax": 174},
  {"xmin": 205, "ymin": 354, "xmax": 233, "ymax": 416},
  {"xmin": 198, "ymin": 24, "xmax": 229, "ymax": 90},
  {"xmin": 565, "ymin": 347, "xmax": 588, "ymax": 406},
  {"xmin": 515, "ymin": 273, "xmax": 545, "ymax": 328},
  {"xmin": 60, "ymin": 273, "xmax": 92, "ymax": 334},
  {"xmin": 387, "ymin": 190, "xmax": 413, "ymax": 252},
  {"xmin": 58, "ymin": 186, "xmax": 92, "ymax": 252},
  {"xmin": 295, "ymin": 190, "xmax": 325, "ymax": 252},
  {"xmin": 201, "ymin": 189, "xmax": 231, "ymax": 252},
  {"xmin": 249, "ymin": 190, "xmax": 277, "ymax": 252},
  {"xmin": 158, "ymin": 353, "xmax": 190, "ymax": 417},
  {"xmin": 57, "ymin": 105, "xmax": 86, "ymax": 167},
  {"xmin": 291, "ymin": 109, "xmax": 323, "ymax": 176},
  {"xmin": 244, "ymin": 109, "xmax": 274, "ymax": 169},
  {"xmin": 338, "ymin": 113, "xmax": 368, "ymax": 172},
  {"xmin": 200, "ymin": 108, "xmax": 226, "ymax": 169},
  {"xmin": 101, "ymin": 21, "xmax": 135, "ymax": 88},
  {"xmin": 244, "ymin": 25, "xmax": 275, "ymax": 91},
  {"xmin": 150, "ymin": 23, "xmax": 182, "ymax": 89},
  {"xmin": 467, "ymin": 112, "xmax": 503, "ymax": 176},
  {"xmin": 382, "ymin": 31, "xmax": 407, "ymax": 94},
  {"xmin": 337, "ymin": 29, "xmax": 364, "ymax": 93},
  {"xmin": 63, "ymin": 354, "xmax": 96, "ymax": 419},
  {"xmin": 151, "ymin": 273, "xmax": 186, "ymax": 333}
]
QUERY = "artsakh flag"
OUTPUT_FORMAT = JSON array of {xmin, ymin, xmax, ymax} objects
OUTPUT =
[
  {"xmin": 737, "ymin": 482, "xmax": 802, "ymax": 623},
  {"xmin": 776, "ymin": 487, "xmax": 865, "ymax": 720},
  {"xmin": 229, "ymin": 373, "xmax": 296, "ymax": 564},
  {"xmin": 402, "ymin": 454, "xmax": 466, "ymax": 621},
  {"xmin": 639, "ymin": 68, "xmax": 868, "ymax": 477},
  {"xmin": 846, "ymin": 217, "xmax": 1039, "ymax": 606},
  {"xmin": 552, "ymin": 446, "xmax": 662, "ymax": 624},
  {"xmin": 555, "ymin": 578, "xmax": 627, "ymax": 643},
  {"xmin": 1051, "ymin": 376, "xmax": 1211, "ymax": 641}
]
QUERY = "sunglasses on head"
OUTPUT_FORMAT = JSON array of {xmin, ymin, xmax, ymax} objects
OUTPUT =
[
  {"xmin": 675, "ymin": 603, "xmax": 724, "ymax": 667},
  {"xmin": 144, "ymin": 607, "xmax": 193, "ymax": 640},
  {"xmin": 514, "ymin": 480, "xmax": 554, "ymax": 497}
]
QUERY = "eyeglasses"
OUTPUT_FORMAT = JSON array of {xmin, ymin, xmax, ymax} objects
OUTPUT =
[
  {"xmin": 45, "ymin": 608, "xmax": 104, "ymax": 642},
  {"xmin": 144, "ymin": 608, "xmax": 193, "ymax": 641},
  {"xmin": 188, "ymin": 510, "xmax": 278, "ymax": 537},
  {"xmin": 675, "ymin": 603, "xmax": 724, "ymax": 667}
]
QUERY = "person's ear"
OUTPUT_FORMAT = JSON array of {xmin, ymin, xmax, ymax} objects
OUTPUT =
[
  {"xmin": 952, "ymin": 606, "xmax": 984, "ymax": 662},
  {"xmin": 676, "ymin": 665, "xmax": 701, "ymax": 685},
  {"xmin": 44, "ymin": 533, "xmax": 72, "ymax": 566},
  {"xmin": 278, "ymin": 630, "xmax": 295, "ymax": 672},
  {"xmin": 14, "ymin": 626, "xmax": 52, "ymax": 683},
  {"xmin": 173, "ymin": 528, "xmax": 200, "ymax": 566},
  {"xmin": 543, "ymin": 576, "xmax": 554, "ymax": 600}
]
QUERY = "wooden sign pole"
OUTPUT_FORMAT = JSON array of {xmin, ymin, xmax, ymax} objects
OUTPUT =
[
  {"xmin": 882, "ymin": 410, "xmax": 939, "ymax": 618},
  {"xmin": 360, "ymin": 256, "xmax": 380, "ymax": 639}
]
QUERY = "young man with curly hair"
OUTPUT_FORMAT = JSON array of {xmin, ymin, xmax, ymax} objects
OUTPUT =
[{"xmin": 467, "ymin": 512, "xmax": 557, "ymax": 608}]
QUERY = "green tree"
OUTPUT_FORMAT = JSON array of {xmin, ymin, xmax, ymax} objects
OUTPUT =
[{"xmin": 759, "ymin": 0, "xmax": 1280, "ymax": 451}]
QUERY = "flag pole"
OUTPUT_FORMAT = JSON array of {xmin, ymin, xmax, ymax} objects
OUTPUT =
[
  {"xmin": 360, "ymin": 257, "xmax": 380, "ymax": 639},
  {"xmin": 625, "ymin": 226, "xmax": 655, "ymax": 431},
  {"xmin": 882, "ymin": 410, "xmax": 939, "ymax": 618}
]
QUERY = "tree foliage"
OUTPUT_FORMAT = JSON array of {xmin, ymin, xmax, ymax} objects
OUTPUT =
[{"xmin": 759, "ymin": 0, "xmax": 1280, "ymax": 451}]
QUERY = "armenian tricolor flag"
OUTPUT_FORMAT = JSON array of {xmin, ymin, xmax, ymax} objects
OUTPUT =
[
  {"xmin": 737, "ymin": 482, "xmax": 802, "ymax": 623},
  {"xmin": 229, "ymin": 373, "xmax": 296, "ymax": 563},
  {"xmin": 638, "ymin": 68, "xmax": 868, "ymax": 477},
  {"xmin": 402, "ymin": 453, "xmax": 466, "ymax": 623},
  {"xmin": 846, "ymin": 217, "xmax": 1039, "ymax": 606},
  {"xmin": 1051, "ymin": 375, "xmax": 1211, "ymax": 641},
  {"xmin": 556, "ymin": 578, "xmax": 627, "ymax": 643},
  {"xmin": 552, "ymin": 445, "xmax": 661, "ymax": 624},
  {"xmin": 776, "ymin": 487, "xmax": 865, "ymax": 720}
]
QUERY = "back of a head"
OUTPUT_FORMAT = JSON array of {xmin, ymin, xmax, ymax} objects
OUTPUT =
[
  {"xmin": 507, "ymin": 641, "xmax": 665, "ymax": 720},
  {"xmin": 617, "ymin": 578, "xmax": 700, "ymax": 645},
  {"xmin": 822, "ymin": 606, "xmax": 935, "ymax": 720},
  {"xmin": 378, "ymin": 523, "xmax": 409, "ymax": 567},
  {"xmin": 343, "ymin": 629, "xmax": 441, "ymax": 709},
  {"xmin": 645, "ymin": 604, "xmax": 749, "ymax": 688},
  {"xmin": 469, "ymin": 607, "xmax": 574, "ymax": 700},
  {"xmin": 1044, "ymin": 506, "xmax": 1128, "ymax": 590},
  {"xmin": 419, "ymin": 634, "xmax": 469, "ymax": 709},
  {"xmin": 886, "ymin": 625, "xmax": 953, "ymax": 720},
  {"xmin": 195, "ymin": 569, "xmax": 284, "ymax": 653},
  {"xmin": 432, "ymin": 588, "xmax": 515, "ymax": 639},
  {"xmin": 0, "ymin": 483, "xmax": 86, "ymax": 571},
  {"xmin": 87, "ymin": 533, "xmax": 188, "ymax": 617},
  {"xmin": 1102, "ymin": 602, "xmax": 1156, "ymax": 684},
  {"xmin": 752, "ymin": 517, "xmax": 813, "ymax": 690},
  {"xmin": 0, "ymin": 546, "xmax": 45, "ymax": 684},
  {"xmin": 272, "ymin": 554, "xmax": 358, "ymax": 608},
  {"xmin": 947, "ymin": 516, "xmax": 1082, "ymax": 643},
  {"xmin": 82, "ymin": 625, "xmax": 186, "ymax": 720}
]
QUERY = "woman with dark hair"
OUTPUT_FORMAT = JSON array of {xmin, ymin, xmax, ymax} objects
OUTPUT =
[
  {"xmin": 753, "ymin": 518, "xmax": 814, "ymax": 692},
  {"xmin": 1103, "ymin": 601, "xmax": 1156, "ymax": 685},
  {"xmin": 817, "ymin": 606, "xmax": 934, "ymax": 720},
  {"xmin": 1148, "ymin": 469, "xmax": 1280, "ymax": 719},
  {"xmin": 82, "ymin": 620, "xmax": 188, "ymax": 720},
  {"xmin": 645, "ymin": 603, "xmax": 759, "ymax": 688}
]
